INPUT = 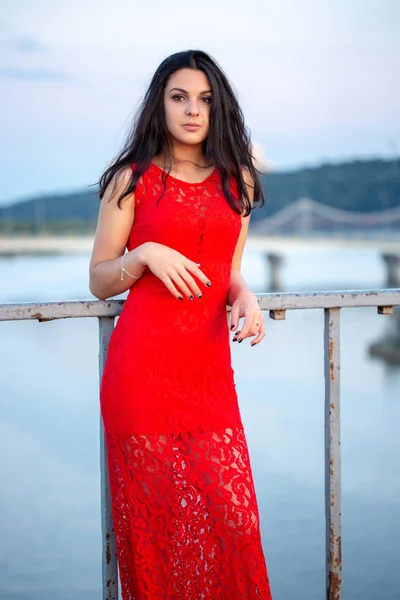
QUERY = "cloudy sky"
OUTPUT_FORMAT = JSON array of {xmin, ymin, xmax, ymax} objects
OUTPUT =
[{"xmin": 1, "ymin": 0, "xmax": 399, "ymax": 204}]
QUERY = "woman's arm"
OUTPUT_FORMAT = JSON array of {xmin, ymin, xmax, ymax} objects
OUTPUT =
[
  {"xmin": 89, "ymin": 167, "xmax": 146, "ymax": 300},
  {"xmin": 89, "ymin": 167, "xmax": 212, "ymax": 301},
  {"xmin": 227, "ymin": 168, "xmax": 265, "ymax": 346},
  {"xmin": 227, "ymin": 167, "xmax": 254, "ymax": 305}
]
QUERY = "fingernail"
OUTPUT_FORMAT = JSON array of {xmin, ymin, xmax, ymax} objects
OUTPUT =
[
  {"xmin": 230, "ymin": 325, "xmax": 235, "ymax": 330},
  {"xmin": 238, "ymin": 338, "xmax": 243, "ymax": 343},
  {"xmin": 178, "ymin": 296, "xmax": 183, "ymax": 301},
  {"xmin": 189, "ymin": 295, "xmax": 194, "ymax": 300},
  {"xmin": 197, "ymin": 293, "xmax": 202, "ymax": 298},
  {"xmin": 206, "ymin": 281, "xmax": 211, "ymax": 287}
]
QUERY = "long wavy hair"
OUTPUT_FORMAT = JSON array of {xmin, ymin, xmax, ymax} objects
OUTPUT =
[{"xmin": 96, "ymin": 49, "xmax": 265, "ymax": 216}]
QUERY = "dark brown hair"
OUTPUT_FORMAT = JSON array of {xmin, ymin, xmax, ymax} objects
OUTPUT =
[{"xmin": 95, "ymin": 49, "xmax": 265, "ymax": 216}]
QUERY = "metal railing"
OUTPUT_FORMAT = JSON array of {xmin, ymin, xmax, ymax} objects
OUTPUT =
[{"xmin": 1, "ymin": 287, "xmax": 400, "ymax": 600}]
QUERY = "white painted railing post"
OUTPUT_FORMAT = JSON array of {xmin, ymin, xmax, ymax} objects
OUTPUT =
[
  {"xmin": 99, "ymin": 316, "xmax": 119, "ymax": 600},
  {"xmin": 324, "ymin": 308, "xmax": 342, "ymax": 599}
]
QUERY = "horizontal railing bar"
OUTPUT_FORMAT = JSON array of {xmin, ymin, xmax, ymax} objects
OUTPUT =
[
  {"xmin": 0, "ymin": 299, "xmax": 125, "ymax": 321},
  {"xmin": 0, "ymin": 289, "xmax": 399, "ymax": 322},
  {"xmin": 256, "ymin": 288, "xmax": 400, "ymax": 311}
]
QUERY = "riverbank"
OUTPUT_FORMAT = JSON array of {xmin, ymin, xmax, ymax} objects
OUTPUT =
[
  {"xmin": 2, "ymin": 234, "xmax": 400, "ymax": 256},
  {"xmin": 0, "ymin": 235, "xmax": 94, "ymax": 256}
]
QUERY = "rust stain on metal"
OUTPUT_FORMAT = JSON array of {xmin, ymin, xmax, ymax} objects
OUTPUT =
[
  {"xmin": 328, "ymin": 523, "xmax": 342, "ymax": 599},
  {"xmin": 329, "ymin": 571, "xmax": 342, "ymax": 600},
  {"xmin": 30, "ymin": 312, "xmax": 53, "ymax": 322},
  {"xmin": 31, "ymin": 312, "xmax": 44, "ymax": 320},
  {"xmin": 329, "ymin": 336, "xmax": 335, "ymax": 380},
  {"xmin": 106, "ymin": 532, "xmax": 111, "ymax": 565}
]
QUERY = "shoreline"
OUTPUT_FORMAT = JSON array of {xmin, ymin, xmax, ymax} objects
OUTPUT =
[{"xmin": 1, "ymin": 234, "xmax": 400, "ymax": 256}]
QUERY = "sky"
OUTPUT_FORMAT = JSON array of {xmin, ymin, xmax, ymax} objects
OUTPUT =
[{"xmin": 0, "ymin": 0, "xmax": 399, "ymax": 205}]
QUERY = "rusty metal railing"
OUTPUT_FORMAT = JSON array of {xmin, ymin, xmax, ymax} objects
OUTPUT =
[{"xmin": 1, "ymin": 287, "xmax": 399, "ymax": 600}]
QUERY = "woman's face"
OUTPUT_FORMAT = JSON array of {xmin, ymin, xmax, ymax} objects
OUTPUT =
[{"xmin": 163, "ymin": 68, "xmax": 212, "ymax": 148}]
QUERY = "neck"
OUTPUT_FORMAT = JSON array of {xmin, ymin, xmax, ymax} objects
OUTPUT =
[{"xmin": 162, "ymin": 141, "xmax": 210, "ymax": 168}]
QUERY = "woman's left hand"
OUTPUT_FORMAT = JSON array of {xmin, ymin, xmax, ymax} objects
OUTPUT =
[{"xmin": 229, "ymin": 291, "xmax": 265, "ymax": 347}]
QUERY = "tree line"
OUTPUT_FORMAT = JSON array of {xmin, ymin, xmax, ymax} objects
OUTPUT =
[{"xmin": 1, "ymin": 158, "xmax": 399, "ymax": 234}]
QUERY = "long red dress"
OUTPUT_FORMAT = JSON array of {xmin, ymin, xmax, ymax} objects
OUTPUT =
[{"xmin": 100, "ymin": 161, "xmax": 272, "ymax": 599}]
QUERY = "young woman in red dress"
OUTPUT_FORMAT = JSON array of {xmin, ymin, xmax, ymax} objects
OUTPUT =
[{"xmin": 89, "ymin": 49, "xmax": 272, "ymax": 599}]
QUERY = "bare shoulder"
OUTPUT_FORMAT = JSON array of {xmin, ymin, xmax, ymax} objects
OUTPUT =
[
  {"xmin": 241, "ymin": 165, "xmax": 253, "ymax": 186},
  {"xmin": 102, "ymin": 165, "xmax": 134, "ymax": 208},
  {"xmin": 89, "ymin": 165, "xmax": 136, "ymax": 271},
  {"xmin": 240, "ymin": 165, "xmax": 255, "ymax": 208}
]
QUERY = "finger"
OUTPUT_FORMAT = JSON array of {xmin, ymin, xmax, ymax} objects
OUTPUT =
[
  {"xmin": 169, "ymin": 271, "xmax": 195, "ymax": 299},
  {"xmin": 186, "ymin": 260, "xmax": 212, "ymax": 288},
  {"xmin": 232, "ymin": 327, "xmax": 241, "ymax": 342},
  {"xmin": 236, "ymin": 313, "xmax": 258, "ymax": 342},
  {"xmin": 237, "ymin": 310, "xmax": 263, "ymax": 340},
  {"xmin": 230, "ymin": 305, "xmax": 240, "ymax": 331},
  {"xmin": 177, "ymin": 266, "xmax": 203, "ymax": 298},
  {"xmin": 159, "ymin": 274, "xmax": 186, "ymax": 301},
  {"xmin": 251, "ymin": 321, "xmax": 266, "ymax": 347}
]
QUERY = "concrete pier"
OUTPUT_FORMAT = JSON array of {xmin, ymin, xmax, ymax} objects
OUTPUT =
[
  {"xmin": 369, "ymin": 252, "xmax": 400, "ymax": 363},
  {"xmin": 264, "ymin": 252, "xmax": 284, "ymax": 291},
  {"xmin": 382, "ymin": 253, "xmax": 400, "ymax": 288}
]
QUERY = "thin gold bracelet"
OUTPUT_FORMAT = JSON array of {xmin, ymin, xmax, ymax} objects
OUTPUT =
[{"xmin": 120, "ymin": 253, "xmax": 143, "ymax": 281}]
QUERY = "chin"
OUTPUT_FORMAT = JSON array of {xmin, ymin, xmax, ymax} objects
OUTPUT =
[{"xmin": 173, "ymin": 133, "xmax": 208, "ymax": 146}]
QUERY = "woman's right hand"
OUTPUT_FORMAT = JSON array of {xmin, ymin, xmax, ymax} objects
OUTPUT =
[{"xmin": 135, "ymin": 242, "xmax": 212, "ymax": 300}]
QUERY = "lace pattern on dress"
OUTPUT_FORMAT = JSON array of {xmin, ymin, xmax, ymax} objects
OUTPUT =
[{"xmin": 105, "ymin": 426, "xmax": 271, "ymax": 599}]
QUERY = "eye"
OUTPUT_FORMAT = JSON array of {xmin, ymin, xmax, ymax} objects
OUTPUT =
[
  {"xmin": 201, "ymin": 97, "xmax": 212, "ymax": 104},
  {"xmin": 171, "ymin": 94, "xmax": 185, "ymax": 101}
]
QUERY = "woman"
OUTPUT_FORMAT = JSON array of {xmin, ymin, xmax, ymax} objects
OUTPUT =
[{"xmin": 89, "ymin": 49, "xmax": 272, "ymax": 599}]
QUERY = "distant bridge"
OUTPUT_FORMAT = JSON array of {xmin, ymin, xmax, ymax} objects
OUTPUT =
[
  {"xmin": 249, "ymin": 198, "xmax": 400, "ymax": 251},
  {"xmin": 1, "ymin": 199, "xmax": 400, "ymax": 256}
]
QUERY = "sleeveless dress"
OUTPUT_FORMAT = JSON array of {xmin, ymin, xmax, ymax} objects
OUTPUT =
[{"xmin": 100, "ymin": 162, "xmax": 272, "ymax": 599}]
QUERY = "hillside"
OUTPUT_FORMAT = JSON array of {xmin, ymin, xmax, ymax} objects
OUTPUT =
[{"xmin": 1, "ymin": 158, "xmax": 399, "ymax": 234}]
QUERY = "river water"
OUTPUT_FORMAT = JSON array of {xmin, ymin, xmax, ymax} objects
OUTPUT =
[{"xmin": 0, "ymin": 244, "xmax": 399, "ymax": 600}]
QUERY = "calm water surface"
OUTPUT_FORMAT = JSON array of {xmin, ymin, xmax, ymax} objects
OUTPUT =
[{"xmin": 0, "ymin": 244, "xmax": 399, "ymax": 600}]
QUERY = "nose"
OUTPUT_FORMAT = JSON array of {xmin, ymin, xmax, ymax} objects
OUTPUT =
[{"xmin": 186, "ymin": 99, "xmax": 200, "ymax": 116}]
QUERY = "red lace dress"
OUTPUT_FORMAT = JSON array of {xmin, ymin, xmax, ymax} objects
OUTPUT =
[{"xmin": 100, "ymin": 162, "xmax": 272, "ymax": 599}]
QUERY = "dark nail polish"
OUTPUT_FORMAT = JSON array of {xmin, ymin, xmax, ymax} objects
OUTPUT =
[
  {"xmin": 178, "ymin": 296, "xmax": 183, "ymax": 301},
  {"xmin": 189, "ymin": 295, "xmax": 194, "ymax": 300},
  {"xmin": 230, "ymin": 325, "xmax": 235, "ymax": 330},
  {"xmin": 251, "ymin": 343, "xmax": 256, "ymax": 347},
  {"xmin": 232, "ymin": 338, "xmax": 237, "ymax": 342},
  {"xmin": 206, "ymin": 281, "xmax": 211, "ymax": 287},
  {"xmin": 238, "ymin": 338, "xmax": 243, "ymax": 343},
  {"xmin": 197, "ymin": 293, "xmax": 202, "ymax": 298}
]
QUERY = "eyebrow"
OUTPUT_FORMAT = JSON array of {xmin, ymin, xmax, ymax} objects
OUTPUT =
[{"xmin": 168, "ymin": 87, "xmax": 212, "ymax": 95}]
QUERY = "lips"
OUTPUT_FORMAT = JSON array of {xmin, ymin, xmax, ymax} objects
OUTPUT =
[{"xmin": 183, "ymin": 124, "xmax": 201, "ymax": 131}]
